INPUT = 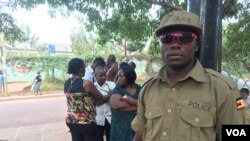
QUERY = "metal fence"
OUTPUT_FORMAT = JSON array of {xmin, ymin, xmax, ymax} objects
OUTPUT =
[
  {"xmin": 222, "ymin": 18, "xmax": 250, "ymax": 124},
  {"xmin": 222, "ymin": 21, "xmax": 250, "ymax": 98}
]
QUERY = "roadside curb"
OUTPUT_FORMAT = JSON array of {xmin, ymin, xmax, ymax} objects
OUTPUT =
[{"xmin": 0, "ymin": 93, "xmax": 64, "ymax": 102}]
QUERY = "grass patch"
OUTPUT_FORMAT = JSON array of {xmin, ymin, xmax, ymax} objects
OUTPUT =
[{"xmin": 41, "ymin": 78, "xmax": 64, "ymax": 91}]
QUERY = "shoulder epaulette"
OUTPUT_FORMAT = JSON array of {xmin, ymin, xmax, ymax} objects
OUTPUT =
[{"xmin": 205, "ymin": 68, "xmax": 236, "ymax": 89}]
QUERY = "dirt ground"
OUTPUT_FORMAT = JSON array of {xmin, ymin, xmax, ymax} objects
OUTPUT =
[
  {"xmin": 0, "ymin": 82, "xmax": 62, "ymax": 97},
  {"xmin": 8, "ymin": 82, "xmax": 32, "ymax": 93}
]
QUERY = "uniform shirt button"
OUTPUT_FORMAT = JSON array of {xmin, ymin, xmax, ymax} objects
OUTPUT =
[
  {"xmin": 162, "ymin": 131, "xmax": 168, "ymax": 136},
  {"xmin": 194, "ymin": 117, "xmax": 200, "ymax": 122},
  {"xmin": 167, "ymin": 109, "xmax": 171, "ymax": 113}
]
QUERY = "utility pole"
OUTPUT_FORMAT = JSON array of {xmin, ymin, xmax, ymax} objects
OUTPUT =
[
  {"xmin": 188, "ymin": 0, "xmax": 201, "ymax": 15},
  {"xmin": 187, "ymin": 0, "xmax": 201, "ymax": 59},
  {"xmin": 188, "ymin": 0, "xmax": 222, "ymax": 71},
  {"xmin": 0, "ymin": 44, "xmax": 8, "ymax": 96},
  {"xmin": 199, "ymin": 0, "xmax": 223, "ymax": 71}
]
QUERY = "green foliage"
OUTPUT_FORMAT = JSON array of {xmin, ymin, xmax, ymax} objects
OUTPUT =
[
  {"xmin": 19, "ymin": 25, "xmax": 40, "ymax": 48},
  {"xmin": 11, "ymin": 0, "xmax": 247, "ymax": 76},
  {"xmin": 222, "ymin": 2, "xmax": 250, "ymax": 74},
  {"xmin": 15, "ymin": 0, "xmax": 189, "ymax": 56},
  {"xmin": 70, "ymin": 25, "xmax": 96, "ymax": 56},
  {"xmin": 0, "ymin": 13, "xmax": 25, "ymax": 43},
  {"xmin": 41, "ymin": 77, "xmax": 64, "ymax": 91},
  {"xmin": 95, "ymin": 42, "xmax": 122, "ymax": 59},
  {"xmin": 0, "ymin": 1, "xmax": 28, "ymax": 43},
  {"xmin": 9, "ymin": 0, "xmax": 243, "ymax": 57},
  {"xmin": 7, "ymin": 55, "xmax": 71, "ymax": 79},
  {"xmin": 147, "ymin": 36, "xmax": 161, "ymax": 57},
  {"xmin": 223, "ymin": 1, "xmax": 242, "ymax": 19},
  {"xmin": 223, "ymin": 2, "xmax": 250, "ymax": 61},
  {"xmin": 15, "ymin": 0, "xmax": 46, "ymax": 10}
]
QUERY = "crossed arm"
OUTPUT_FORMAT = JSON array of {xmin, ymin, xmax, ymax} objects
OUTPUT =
[{"xmin": 110, "ymin": 94, "xmax": 137, "ymax": 112}]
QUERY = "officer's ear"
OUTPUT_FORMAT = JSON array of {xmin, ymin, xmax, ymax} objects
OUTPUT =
[
  {"xmin": 195, "ymin": 40, "xmax": 201, "ymax": 58},
  {"xmin": 194, "ymin": 40, "xmax": 200, "ymax": 52}
]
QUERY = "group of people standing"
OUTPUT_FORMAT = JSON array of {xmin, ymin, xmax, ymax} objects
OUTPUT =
[
  {"xmin": 64, "ymin": 54, "xmax": 140, "ymax": 141},
  {"xmin": 64, "ymin": 10, "xmax": 246, "ymax": 141}
]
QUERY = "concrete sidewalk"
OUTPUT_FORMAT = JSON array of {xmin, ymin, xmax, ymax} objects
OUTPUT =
[{"xmin": 0, "ymin": 92, "xmax": 64, "ymax": 102}]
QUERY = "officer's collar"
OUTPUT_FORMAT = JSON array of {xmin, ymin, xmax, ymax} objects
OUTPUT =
[{"xmin": 154, "ymin": 60, "xmax": 207, "ymax": 83}]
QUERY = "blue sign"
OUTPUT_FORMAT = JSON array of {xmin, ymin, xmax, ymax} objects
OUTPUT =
[{"xmin": 48, "ymin": 44, "xmax": 55, "ymax": 54}]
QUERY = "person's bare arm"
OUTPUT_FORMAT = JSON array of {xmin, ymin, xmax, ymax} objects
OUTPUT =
[
  {"xmin": 118, "ymin": 106, "xmax": 137, "ymax": 112},
  {"xmin": 110, "ymin": 62, "xmax": 118, "ymax": 72},
  {"xmin": 110, "ymin": 94, "xmax": 131, "ymax": 109},
  {"xmin": 118, "ymin": 95, "xmax": 138, "ymax": 111},
  {"xmin": 84, "ymin": 80, "xmax": 109, "ymax": 102},
  {"xmin": 110, "ymin": 94, "xmax": 137, "ymax": 111},
  {"xmin": 106, "ymin": 62, "xmax": 118, "ymax": 81},
  {"xmin": 95, "ymin": 89, "xmax": 113, "ymax": 105},
  {"xmin": 121, "ymin": 95, "xmax": 138, "ymax": 106}
]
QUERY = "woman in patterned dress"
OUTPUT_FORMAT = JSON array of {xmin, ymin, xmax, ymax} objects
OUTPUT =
[{"xmin": 64, "ymin": 58, "xmax": 109, "ymax": 141}]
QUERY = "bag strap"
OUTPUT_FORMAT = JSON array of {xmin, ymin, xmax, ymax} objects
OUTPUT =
[{"xmin": 66, "ymin": 77, "xmax": 80, "ymax": 94}]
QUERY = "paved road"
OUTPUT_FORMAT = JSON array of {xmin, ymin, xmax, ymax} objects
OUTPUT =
[{"xmin": 0, "ymin": 95, "xmax": 71, "ymax": 141}]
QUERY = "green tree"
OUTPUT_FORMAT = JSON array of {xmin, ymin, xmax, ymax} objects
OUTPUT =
[
  {"xmin": 8, "ymin": 55, "xmax": 70, "ymax": 79},
  {"xmin": 15, "ymin": 0, "xmax": 187, "ymax": 56},
  {"xmin": 20, "ymin": 25, "xmax": 40, "ymax": 49},
  {"xmin": 223, "ymin": 1, "xmax": 250, "ymax": 72},
  {"xmin": 0, "ymin": 1, "xmax": 25, "ymax": 43},
  {"xmin": 14, "ymin": 0, "xmax": 238, "ymax": 56},
  {"xmin": 70, "ymin": 25, "xmax": 96, "ymax": 56}
]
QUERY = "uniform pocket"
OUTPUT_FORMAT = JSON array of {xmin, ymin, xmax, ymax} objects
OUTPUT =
[
  {"xmin": 177, "ymin": 108, "xmax": 214, "ymax": 141},
  {"xmin": 144, "ymin": 108, "xmax": 163, "ymax": 140},
  {"xmin": 180, "ymin": 108, "xmax": 213, "ymax": 127}
]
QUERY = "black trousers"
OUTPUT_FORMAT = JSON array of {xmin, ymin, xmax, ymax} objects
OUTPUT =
[
  {"xmin": 97, "ymin": 118, "xmax": 110, "ymax": 141},
  {"xmin": 66, "ymin": 122, "xmax": 99, "ymax": 141}
]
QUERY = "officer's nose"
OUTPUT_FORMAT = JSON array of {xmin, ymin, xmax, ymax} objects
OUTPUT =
[{"xmin": 172, "ymin": 36, "xmax": 182, "ymax": 45}]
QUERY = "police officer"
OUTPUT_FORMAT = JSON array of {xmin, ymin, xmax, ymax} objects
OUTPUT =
[{"xmin": 131, "ymin": 10, "xmax": 246, "ymax": 141}]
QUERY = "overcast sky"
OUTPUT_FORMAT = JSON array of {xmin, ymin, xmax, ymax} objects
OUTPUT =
[{"xmin": 11, "ymin": 5, "xmax": 78, "ymax": 44}]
